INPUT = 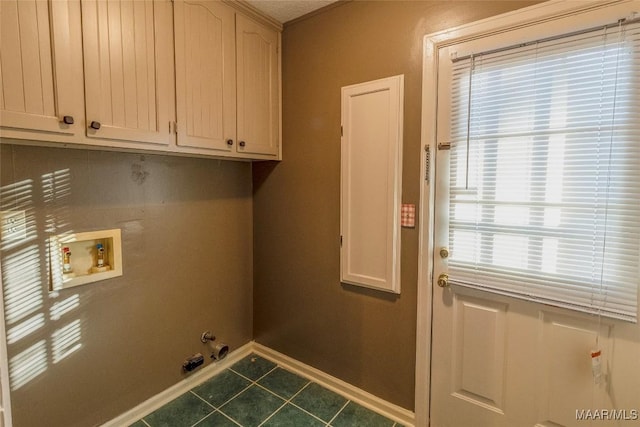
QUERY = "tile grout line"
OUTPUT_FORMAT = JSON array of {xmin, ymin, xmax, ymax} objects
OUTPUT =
[
  {"xmin": 252, "ymin": 363, "xmax": 357, "ymax": 426},
  {"xmin": 229, "ymin": 356, "xmax": 338, "ymax": 426},
  {"xmin": 202, "ymin": 369, "xmax": 255, "ymax": 409},
  {"xmin": 326, "ymin": 399, "xmax": 351, "ymax": 427},
  {"xmin": 187, "ymin": 408, "xmax": 242, "ymax": 427},
  {"xmin": 256, "ymin": 379, "xmax": 323, "ymax": 427},
  {"xmin": 187, "ymin": 390, "xmax": 241, "ymax": 427},
  {"xmin": 186, "ymin": 391, "xmax": 215, "ymax": 427},
  {"xmin": 185, "ymin": 367, "xmax": 257, "ymax": 427},
  {"xmin": 213, "ymin": 361, "xmax": 283, "ymax": 425},
  {"xmin": 140, "ymin": 355, "xmax": 399, "ymax": 427}
]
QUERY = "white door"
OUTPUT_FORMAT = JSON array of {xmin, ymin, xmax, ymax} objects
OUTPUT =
[
  {"xmin": 173, "ymin": 0, "xmax": 236, "ymax": 152},
  {"xmin": 81, "ymin": 0, "xmax": 173, "ymax": 146},
  {"xmin": 0, "ymin": 0, "xmax": 83, "ymax": 140},
  {"xmin": 428, "ymin": 4, "xmax": 640, "ymax": 427},
  {"xmin": 236, "ymin": 14, "xmax": 279, "ymax": 157}
]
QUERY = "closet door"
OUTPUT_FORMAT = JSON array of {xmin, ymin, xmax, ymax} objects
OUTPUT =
[
  {"xmin": 174, "ymin": 0, "xmax": 236, "ymax": 152},
  {"xmin": 236, "ymin": 14, "xmax": 280, "ymax": 157},
  {"xmin": 0, "ymin": 0, "xmax": 83, "ymax": 141},
  {"xmin": 81, "ymin": 0, "xmax": 173, "ymax": 146}
]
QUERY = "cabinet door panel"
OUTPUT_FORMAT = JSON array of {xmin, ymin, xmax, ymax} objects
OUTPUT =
[
  {"xmin": 81, "ymin": 0, "xmax": 171, "ymax": 145},
  {"xmin": 174, "ymin": 0, "xmax": 235, "ymax": 151},
  {"xmin": 0, "ymin": 0, "xmax": 82, "ymax": 138},
  {"xmin": 236, "ymin": 14, "xmax": 279, "ymax": 157}
]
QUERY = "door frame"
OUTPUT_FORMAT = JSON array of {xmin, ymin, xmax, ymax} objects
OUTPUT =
[{"xmin": 414, "ymin": 1, "xmax": 637, "ymax": 425}]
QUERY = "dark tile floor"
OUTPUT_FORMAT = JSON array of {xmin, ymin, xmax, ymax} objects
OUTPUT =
[{"xmin": 130, "ymin": 354, "xmax": 402, "ymax": 427}]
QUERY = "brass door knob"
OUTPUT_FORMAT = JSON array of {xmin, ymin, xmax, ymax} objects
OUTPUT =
[{"xmin": 437, "ymin": 273, "xmax": 449, "ymax": 288}]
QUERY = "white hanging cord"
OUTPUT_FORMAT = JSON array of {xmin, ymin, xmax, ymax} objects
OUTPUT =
[
  {"xmin": 464, "ymin": 54, "xmax": 474, "ymax": 190},
  {"xmin": 596, "ymin": 19, "xmax": 624, "ymax": 349}
]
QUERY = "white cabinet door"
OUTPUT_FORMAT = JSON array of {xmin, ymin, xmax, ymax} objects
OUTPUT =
[
  {"xmin": 0, "ymin": 0, "xmax": 84, "ymax": 140},
  {"xmin": 340, "ymin": 76, "xmax": 404, "ymax": 294},
  {"xmin": 236, "ymin": 14, "xmax": 279, "ymax": 157},
  {"xmin": 81, "ymin": 0, "xmax": 173, "ymax": 146},
  {"xmin": 174, "ymin": 0, "xmax": 236, "ymax": 152}
]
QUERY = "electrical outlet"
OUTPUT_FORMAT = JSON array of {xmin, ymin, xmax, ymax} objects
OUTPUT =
[{"xmin": 1, "ymin": 210, "xmax": 27, "ymax": 241}]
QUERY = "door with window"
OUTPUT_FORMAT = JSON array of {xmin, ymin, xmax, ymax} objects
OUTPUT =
[{"xmin": 430, "ymin": 5, "xmax": 640, "ymax": 426}]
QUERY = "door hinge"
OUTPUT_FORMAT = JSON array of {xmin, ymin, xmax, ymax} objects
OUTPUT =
[{"xmin": 425, "ymin": 145, "xmax": 430, "ymax": 183}]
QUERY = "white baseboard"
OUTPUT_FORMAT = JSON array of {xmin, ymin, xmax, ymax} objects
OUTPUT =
[
  {"xmin": 102, "ymin": 342, "xmax": 254, "ymax": 427},
  {"xmin": 103, "ymin": 341, "xmax": 415, "ymax": 427},
  {"xmin": 252, "ymin": 342, "xmax": 415, "ymax": 427}
]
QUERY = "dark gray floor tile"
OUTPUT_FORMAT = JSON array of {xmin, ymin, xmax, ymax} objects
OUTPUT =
[
  {"xmin": 262, "ymin": 403, "xmax": 325, "ymax": 427},
  {"xmin": 330, "ymin": 401, "xmax": 395, "ymax": 427},
  {"xmin": 220, "ymin": 385, "xmax": 285, "ymax": 427},
  {"xmin": 257, "ymin": 367, "xmax": 309, "ymax": 399},
  {"xmin": 230, "ymin": 354, "xmax": 277, "ymax": 380},
  {"xmin": 291, "ymin": 383, "xmax": 347, "ymax": 422},
  {"xmin": 143, "ymin": 392, "xmax": 213, "ymax": 427},
  {"xmin": 192, "ymin": 369, "xmax": 251, "ymax": 407},
  {"xmin": 194, "ymin": 411, "xmax": 240, "ymax": 426}
]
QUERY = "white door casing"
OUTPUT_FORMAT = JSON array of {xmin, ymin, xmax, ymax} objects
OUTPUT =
[{"xmin": 417, "ymin": 1, "xmax": 640, "ymax": 426}]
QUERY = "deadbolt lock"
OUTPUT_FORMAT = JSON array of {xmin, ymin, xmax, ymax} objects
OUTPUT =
[
  {"xmin": 437, "ymin": 273, "xmax": 450, "ymax": 288},
  {"xmin": 440, "ymin": 247, "xmax": 449, "ymax": 258}
]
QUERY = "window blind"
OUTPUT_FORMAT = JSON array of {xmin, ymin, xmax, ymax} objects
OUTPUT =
[{"xmin": 447, "ymin": 20, "xmax": 640, "ymax": 322}]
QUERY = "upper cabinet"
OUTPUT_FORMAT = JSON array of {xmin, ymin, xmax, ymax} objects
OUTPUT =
[
  {"xmin": 0, "ymin": 0, "xmax": 84, "ymax": 142},
  {"xmin": 173, "ymin": 0, "xmax": 280, "ymax": 159},
  {"xmin": 0, "ymin": 0, "xmax": 281, "ymax": 161},
  {"xmin": 236, "ymin": 14, "xmax": 279, "ymax": 157},
  {"xmin": 81, "ymin": 0, "xmax": 174, "ymax": 146},
  {"xmin": 174, "ymin": 0, "xmax": 236, "ymax": 152}
]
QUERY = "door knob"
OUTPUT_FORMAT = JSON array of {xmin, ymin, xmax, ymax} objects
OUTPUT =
[{"xmin": 437, "ymin": 273, "xmax": 449, "ymax": 288}]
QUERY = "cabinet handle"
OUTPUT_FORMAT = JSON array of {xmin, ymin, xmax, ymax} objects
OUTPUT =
[
  {"xmin": 239, "ymin": 141, "xmax": 246, "ymax": 147},
  {"xmin": 89, "ymin": 121, "xmax": 101, "ymax": 130},
  {"xmin": 226, "ymin": 139, "xmax": 234, "ymax": 146},
  {"xmin": 61, "ymin": 116, "xmax": 74, "ymax": 125}
]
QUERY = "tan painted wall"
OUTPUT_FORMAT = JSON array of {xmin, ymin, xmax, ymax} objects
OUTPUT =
[
  {"xmin": 0, "ymin": 144, "xmax": 253, "ymax": 426},
  {"xmin": 253, "ymin": 0, "xmax": 541, "ymax": 410}
]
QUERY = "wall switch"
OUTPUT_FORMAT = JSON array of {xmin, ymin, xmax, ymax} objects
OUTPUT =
[{"xmin": 1, "ymin": 210, "xmax": 27, "ymax": 241}]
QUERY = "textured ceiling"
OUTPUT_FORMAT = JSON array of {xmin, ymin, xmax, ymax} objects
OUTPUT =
[{"xmin": 246, "ymin": 0, "xmax": 338, "ymax": 23}]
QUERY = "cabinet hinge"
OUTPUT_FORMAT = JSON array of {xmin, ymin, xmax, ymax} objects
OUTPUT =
[
  {"xmin": 340, "ymin": 235, "xmax": 343, "ymax": 247},
  {"xmin": 425, "ymin": 145, "xmax": 430, "ymax": 183},
  {"xmin": 341, "ymin": 125, "xmax": 343, "ymax": 137}
]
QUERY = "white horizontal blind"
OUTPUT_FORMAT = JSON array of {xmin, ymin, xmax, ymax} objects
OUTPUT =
[{"xmin": 448, "ymin": 20, "xmax": 640, "ymax": 322}]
